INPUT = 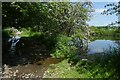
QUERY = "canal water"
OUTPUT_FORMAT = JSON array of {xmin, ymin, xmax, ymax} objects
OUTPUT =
[{"xmin": 88, "ymin": 40, "xmax": 119, "ymax": 54}]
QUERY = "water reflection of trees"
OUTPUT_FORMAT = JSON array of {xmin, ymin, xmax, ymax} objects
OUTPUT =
[{"xmin": 114, "ymin": 40, "xmax": 120, "ymax": 49}]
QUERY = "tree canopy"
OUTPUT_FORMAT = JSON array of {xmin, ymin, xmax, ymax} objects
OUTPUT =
[{"xmin": 2, "ymin": 2, "xmax": 93, "ymax": 37}]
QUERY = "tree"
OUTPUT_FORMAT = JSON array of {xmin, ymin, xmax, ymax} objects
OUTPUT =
[
  {"xmin": 102, "ymin": 2, "xmax": 120, "ymax": 30},
  {"xmin": 2, "ymin": 2, "xmax": 93, "ymax": 60},
  {"xmin": 2, "ymin": 2, "xmax": 93, "ymax": 37}
]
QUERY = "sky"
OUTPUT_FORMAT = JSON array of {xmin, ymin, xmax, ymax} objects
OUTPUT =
[
  {"xmin": 87, "ymin": 2, "xmax": 118, "ymax": 26},
  {"xmin": 70, "ymin": 0, "xmax": 118, "ymax": 26}
]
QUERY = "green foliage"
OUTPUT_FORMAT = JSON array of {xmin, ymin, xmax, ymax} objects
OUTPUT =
[
  {"xmin": 2, "ymin": 2, "xmax": 92, "ymax": 36},
  {"xmin": 44, "ymin": 46, "xmax": 120, "ymax": 78},
  {"xmin": 101, "ymin": 47, "xmax": 120, "ymax": 78},
  {"xmin": 43, "ymin": 59, "xmax": 82, "ymax": 78},
  {"xmin": 90, "ymin": 27, "xmax": 120, "ymax": 39},
  {"xmin": 20, "ymin": 28, "xmax": 42, "ymax": 37},
  {"xmin": 2, "ymin": 28, "xmax": 11, "ymax": 38},
  {"xmin": 2, "ymin": 2, "xmax": 93, "ymax": 66},
  {"xmin": 50, "ymin": 35, "xmax": 73, "ymax": 58}
]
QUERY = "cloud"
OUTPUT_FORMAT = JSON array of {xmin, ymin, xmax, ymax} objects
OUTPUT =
[{"xmin": 95, "ymin": 9, "xmax": 106, "ymax": 13}]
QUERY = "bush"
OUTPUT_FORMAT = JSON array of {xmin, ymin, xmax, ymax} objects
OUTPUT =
[{"xmin": 50, "ymin": 34, "xmax": 78, "ymax": 58}]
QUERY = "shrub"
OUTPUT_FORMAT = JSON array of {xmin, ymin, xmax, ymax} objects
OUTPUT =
[{"xmin": 50, "ymin": 34, "xmax": 80, "ymax": 59}]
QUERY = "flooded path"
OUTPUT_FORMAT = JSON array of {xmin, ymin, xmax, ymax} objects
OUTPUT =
[{"xmin": 3, "ymin": 57, "xmax": 62, "ymax": 78}]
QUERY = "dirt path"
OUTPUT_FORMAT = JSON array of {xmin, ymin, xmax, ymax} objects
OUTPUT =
[{"xmin": 2, "ymin": 57, "xmax": 62, "ymax": 78}]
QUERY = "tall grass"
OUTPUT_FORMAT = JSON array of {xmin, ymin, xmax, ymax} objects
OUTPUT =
[
  {"xmin": 76, "ymin": 46, "xmax": 120, "ymax": 78},
  {"xmin": 44, "ymin": 46, "xmax": 120, "ymax": 78}
]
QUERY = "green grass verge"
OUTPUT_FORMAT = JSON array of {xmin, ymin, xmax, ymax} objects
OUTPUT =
[
  {"xmin": 43, "ymin": 59, "xmax": 82, "ymax": 78},
  {"xmin": 43, "ymin": 47, "xmax": 120, "ymax": 78},
  {"xmin": 3, "ymin": 27, "xmax": 42, "ymax": 37}
]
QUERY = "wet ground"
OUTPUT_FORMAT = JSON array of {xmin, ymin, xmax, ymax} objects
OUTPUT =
[
  {"xmin": 2, "ymin": 57, "xmax": 62, "ymax": 78},
  {"xmin": 2, "ymin": 35, "xmax": 61, "ymax": 78}
]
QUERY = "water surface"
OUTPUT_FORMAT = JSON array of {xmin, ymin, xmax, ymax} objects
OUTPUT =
[{"xmin": 88, "ymin": 40, "xmax": 119, "ymax": 54}]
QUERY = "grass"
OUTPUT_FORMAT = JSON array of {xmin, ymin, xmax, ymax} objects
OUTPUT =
[
  {"xmin": 19, "ymin": 28, "xmax": 42, "ymax": 37},
  {"xmin": 3, "ymin": 27, "xmax": 120, "ymax": 78},
  {"xmin": 90, "ymin": 27, "xmax": 120, "ymax": 37},
  {"xmin": 3, "ymin": 27, "xmax": 42, "ymax": 37},
  {"xmin": 43, "ymin": 47, "xmax": 120, "ymax": 78},
  {"xmin": 43, "ymin": 58, "xmax": 112, "ymax": 78},
  {"xmin": 43, "ymin": 59, "xmax": 82, "ymax": 78}
]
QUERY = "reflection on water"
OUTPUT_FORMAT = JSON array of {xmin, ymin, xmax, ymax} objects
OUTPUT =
[
  {"xmin": 88, "ymin": 40, "xmax": 119, "ymax": 54},
  {"xmin": 8, "ymin": 36, "xmax": 21, "ymax": 55}
]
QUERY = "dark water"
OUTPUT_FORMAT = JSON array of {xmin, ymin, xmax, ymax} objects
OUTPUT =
[
  {"xmin": 88, "ymin": 40, "xmax": 119, "ymax": 54},
  {"xmin": 2, "ymin": 37, "xmax": 62, "ymax": 78},
  {"xmin": 9, "ymin": 57, "xmax": 62, "ymax": 78}
]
